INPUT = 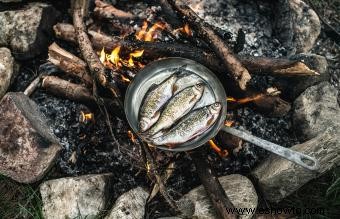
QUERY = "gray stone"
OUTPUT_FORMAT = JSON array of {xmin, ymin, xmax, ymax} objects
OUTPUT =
[
  {"xmin": 293, "ymin": 82, "xmax": 339, "ymax": 140},
  {"xmin": 275, "ymin": 0, "xmax": 321, "ymax": 54},
  {"xmin": 0, "ymin": 3, "xmax": 58, "ymax": 60},
  {"xmin": 178, "ymin": 174, "xmax": 258, "ymax": 219},
  {"xmin": 252, "ymin": 127, "xmax": 340, "ymax": 203},
  {"xmin": 0, "ymin": 92, "xmax": 61, "ymax": 183},
  {"xmin": 105, "ymin": 187, "xmax": 149, "ymax": 219},
  {"xmin": 0, "ymin": 47, "xmax": 15, "ymax": 99},
  {"xmin": 40, "ymin": 174, "xmax": 113, "ymax": 219}
]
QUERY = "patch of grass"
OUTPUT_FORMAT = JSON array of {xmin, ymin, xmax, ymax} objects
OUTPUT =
[
  {"xmin": 0, "ymin": 175, "xmax": 43, "ymax": 219},
  {"xmin": 278, "ymin": 167, "xmax": 340, "ymax": 219}
]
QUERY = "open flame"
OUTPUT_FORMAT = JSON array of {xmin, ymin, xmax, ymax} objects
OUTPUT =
[
  {"xmin": 224, "ymin": 120, "xmax": 234, "ymax": 127},
  {"xmin": 127, "ymin": 130, "xmax": 137, "ymax": 143},
  {"xmin": 99, "ymin": 46, "xmax": 144, "ymax": 74},
  {"xmin": 209, "ymin": 140, "xmax": 228, "ymax": 157},
  {"xmin": 80, "ymin": 111, "xmax": 93, "ymax": 123},
  {"xmin": 136, "ymin": 21, "xmax": 166, "ymax": 42},
  {"xmin": 174, "ymin": 23, "xmax": 193, "ymax": 37},
  {"xmin": 227, "ymin": 95, "xmax": 263, "ymax": 104}
]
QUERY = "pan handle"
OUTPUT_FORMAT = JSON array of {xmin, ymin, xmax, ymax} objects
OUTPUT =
[{"xmin": 221, "ymin": 127, "xmax": 319, "ymax": 171}]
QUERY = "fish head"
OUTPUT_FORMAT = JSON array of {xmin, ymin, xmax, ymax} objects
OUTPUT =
[
  {"xmin": 193, "ymin": 82, "xmax": 205, "ymax": 94},
  {"xmin": 139, "ymin": 117, "xmax": 151, "ymax": 132},
  {"xmin": 208, "ymin": 102, "xmax": 222, "ymax": 115}
]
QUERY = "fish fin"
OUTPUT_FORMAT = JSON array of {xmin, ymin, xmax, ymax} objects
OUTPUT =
[
  {"xmin": 173, "ymin": 84, "xmax": 179, "ymax": 94},
  {"xmin": 207, "ymin": 117, "xmax": 215, "ymax": 126},
  {"xmin": 189, "ymin": 94, "xmax": 198, "ymax": 103}
]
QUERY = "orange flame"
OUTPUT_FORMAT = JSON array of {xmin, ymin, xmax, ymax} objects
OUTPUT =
[
  {"xmin": 136, "ymin": 21, "xmax": 166, "ymax": 42},
  {"xmin": 183, "ymin": 24, "xmax": 192, "ymax": 36},
  {"xmin": 127, "ymin": 130, "xmax": 137, "ymax": 143},
  {"xmin": 208, "ymin": 140, "xmax": 228, "ymax": 157},
  {"xmin": 227, "ymin": 94, "xmax": 263, "ymax": 104},
  {"xmin": 80, "ymin": 111, "xmax": 93, "ymax": 123},
  {"xmin": 109, "ymin": 46, "xmax": 121, "ymax": 66},
  {"xmin": 224, "ymin": 120, "xmax": 234, "ymax": 127}
]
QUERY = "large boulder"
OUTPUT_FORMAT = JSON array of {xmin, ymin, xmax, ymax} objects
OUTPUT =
[
  {"xmin": 0, "ymin": 47, "xmax": 16, "ymax": 99},
  {"xmin": 105, "ymin": 187, "xmax": 149, "ymax": 219},
  {"xmin": 252, "ymin": 127, "xmax": 340, "ymax": 203},
  {"xmin": 40, "ymin": 174, "xmax": 114, "ymax": 219},
  {"xmin": 0, "ymin": 3, "xmax": 58, "ymax": 60},
  {"xmin": 274, "ymin": 0, "xmax": 321, "ymax": 54},
  {"xmin": 0, "ymin": 92, "xmax": 61, "ymax": 183},
  {"xmin": 178, "ymin": 174, "xmax": 258, "ymax": 219},
  {"xmin": 293, "ymin": 82, "xmax": 339, "ymax": 140}
]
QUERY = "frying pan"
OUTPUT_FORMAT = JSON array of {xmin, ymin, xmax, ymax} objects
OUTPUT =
[{"xmin": 124, "ymin": 57, "xmax": 319, "ymax": 171}]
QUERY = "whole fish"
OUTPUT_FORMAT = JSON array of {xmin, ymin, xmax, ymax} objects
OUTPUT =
[
  {"xmin": 139, "ymin": 74, "xmax": 178, "ymax": 132},
  {"xmin": 152, "ymin": 102, "xmax": 222, "ymax": 146},
  {"xmin": 146, "ymin": 83, "xmax": 205, "ymax": 136}
]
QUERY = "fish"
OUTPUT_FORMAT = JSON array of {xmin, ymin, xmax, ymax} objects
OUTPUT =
[
  {"xmin": 146, "ymin": 83, "xmax": 205, "ymax": 136},
  {"xmin": 173, "ymin": 73, "xmax": 203, "ymax": 95},
  {"xmin": 138, "ymin": 74, "xmax": 178, "ymax": 132},
  {"xmin": 152, "ymin": 102, "xmax": 222, "ymax": 146}
]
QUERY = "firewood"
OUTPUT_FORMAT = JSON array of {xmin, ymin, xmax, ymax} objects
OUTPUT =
[
  {"xmin": 41, "ymin": 76, "xmax": 123, "ymax": 117},
  {"xmin": 48, "ymin": 43, "xmax": 92, "ymax": 87},
  {"xmin": 73, "ymin": 0, "xmax": 121, "ymax": 99},
  {"xmin": 94, "ymin": 0, "xmax": 137, "ymax": 21},
  {"xmin": 167, "ymin": 0, "xmax": 251, "ymax": 90},
  {"xmin": 191, "ymin": 148, "xmax": 237, "ymax": 219},
  {"xmin": 53, "ymin": 23, "xmax": 319, "ymax": 77},
  {"xmin": 42, "ymin": 76, "xmax": 95, "ymax": 104}
]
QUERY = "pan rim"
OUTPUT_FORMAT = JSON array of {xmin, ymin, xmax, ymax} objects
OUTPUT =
[{"xmin": 124, "ymin": 57, "xmax": 227, "ymax": 152}]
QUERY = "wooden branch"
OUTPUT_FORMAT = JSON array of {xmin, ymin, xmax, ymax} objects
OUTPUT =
[
  {"xmin": 73, "ymin": 0, "xmax": 121, "ymax": 99},
  {"xmin": 42, "ymin": 76, "xmax": 94, "ymax": 103},
  {"xmin": 48, "ymin": 43, "xmax": 92, "ymax": 87},
  {"xmin": 94, "ymin": 0, "xmax": 137, "ymax": 20},
  {"xmin": 54, "ymin": 23, "xmax": 319, "ymax": 77},
  {"xmin": 41, "ymin": 76, "xmax": 123, "ymax": 117},
  {"xmin": 191, "ymin": 148, "xmax": 237, "ymax": 219},
  {"xmin": 167, "ymin": 0, "xmax": 251, "ymax": 90}
]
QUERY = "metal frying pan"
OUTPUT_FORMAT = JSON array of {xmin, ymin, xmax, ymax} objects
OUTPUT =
[{"xmin": 124, "ymin": 57, "xmax": 319, "ymax": 171}]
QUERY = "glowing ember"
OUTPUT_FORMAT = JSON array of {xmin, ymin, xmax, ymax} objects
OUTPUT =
[
  {"xmin": 127, "ymin": 130, "xmax": 137, "ymax": 143},
  {"xmin": 183, "ymin": 23, "xmax": 193, "ymax": 36},
  {"xmin": 208, "ymin": 140, "xmax": 228, "ymax": 157},
  {"xmin": 227, "ymin": 95, "xmax": 263, "ymax": 104},
  {"xmin": 224, "ymin": 120, "xmax": 234, "ymax": 127},
  {"xmin": 136, "ymin": 21, "xmax": 166, "ymax": 42},
  {"xmin": 80, "ymin": 111, "xmax": 93, "ymax": 123}
]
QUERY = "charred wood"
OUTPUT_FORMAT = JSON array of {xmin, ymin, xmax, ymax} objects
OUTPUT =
[
  {"xmin": 48, "ymin": 43, "xmax": 92, "ymax": 87},
  {"xmin": 167, "ymin": 0, "xmax": 251, "ymax": 90},
  {"xmin": 94, "ymin": 0, "xmax": 138, "ymax": 21},
  {"xmin": 191, "ymin": 148, "xmax": 237, "ymax": 219},
  {"xmin": 73, "ymin": 0, "xmax": 121, "ymax": 99},
  {"xmin": 53, "ymin": 23, "xmax": 319, "ymax": 77}
]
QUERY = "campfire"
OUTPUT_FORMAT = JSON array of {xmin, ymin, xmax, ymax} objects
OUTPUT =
[{"xmin": 0, "ymin": 0, "xmax": 339, "ymax": 219}]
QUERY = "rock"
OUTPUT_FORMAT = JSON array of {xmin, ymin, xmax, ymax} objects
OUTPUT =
[
  {"xmin": 252, "ymin": 127, "xmax": 340, "ymax": 203},
  {"xmin": 0, "ymin": 92, "xmax": 61, "ymax": 183},
  {"xmin": 275, "ymin": 53, "xmax": 328, "ymax": 100},
  {"xmin": 0, "ymin": 47, "xmax": 15, "ymax": 99},
  {"xmin": 105, "ymin": 187, "xmax": 149, "ymax": 219},
  {"xmin": 0, "ymin": 3, "xmax": 58, "ymax": 60},
  {"xmin": 178, "ymin": 174, "xmax": 258, "ymax": 219},
  {"xmin": 274, "ymin": 0, "xmax": 321, "ymax": 54},
  {"xmin": 40, "ymin": 174, "xmax": 114, "ymax": 219},
  {"xmin": 293, "ymin": 82, "xmax": 339, "ymax": 140}
]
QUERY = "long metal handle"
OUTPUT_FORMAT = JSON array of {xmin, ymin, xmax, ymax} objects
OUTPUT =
[{"xmin": 221, "ymin": 127, "xmax": 319, "ymax": 171}]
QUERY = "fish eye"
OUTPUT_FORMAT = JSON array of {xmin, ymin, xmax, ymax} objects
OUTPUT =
[{"xmin": 214, "ymin": 103, "xmax": 220, "ymax": 107}]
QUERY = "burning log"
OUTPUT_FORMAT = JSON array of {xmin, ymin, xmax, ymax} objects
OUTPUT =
[
  {"xmin": 48, "ymin": 43, "xmax": 92, "ymax": 87},
  {"xmin": 94, "ymin": 0, "xmax": 137, "ymax": 21},
  {"xmin": 53, "ymin": 23, "xmax": 319, "ymax": 77},
  {"xmin": 73, "ymin": 0, "xmax": 121, "ymax": 99},
  {"xmin": 191, "ymin": 149, "xmax": 237, "ymax": 219},
  {"xmin": 166, "ymin": 0, "xmax": 251, "ymax": 90}
]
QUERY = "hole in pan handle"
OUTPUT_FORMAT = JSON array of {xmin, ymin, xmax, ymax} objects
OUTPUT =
[{"xmin": 221, "ymin": 126, "xmax": 320, "ymax": 171}]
